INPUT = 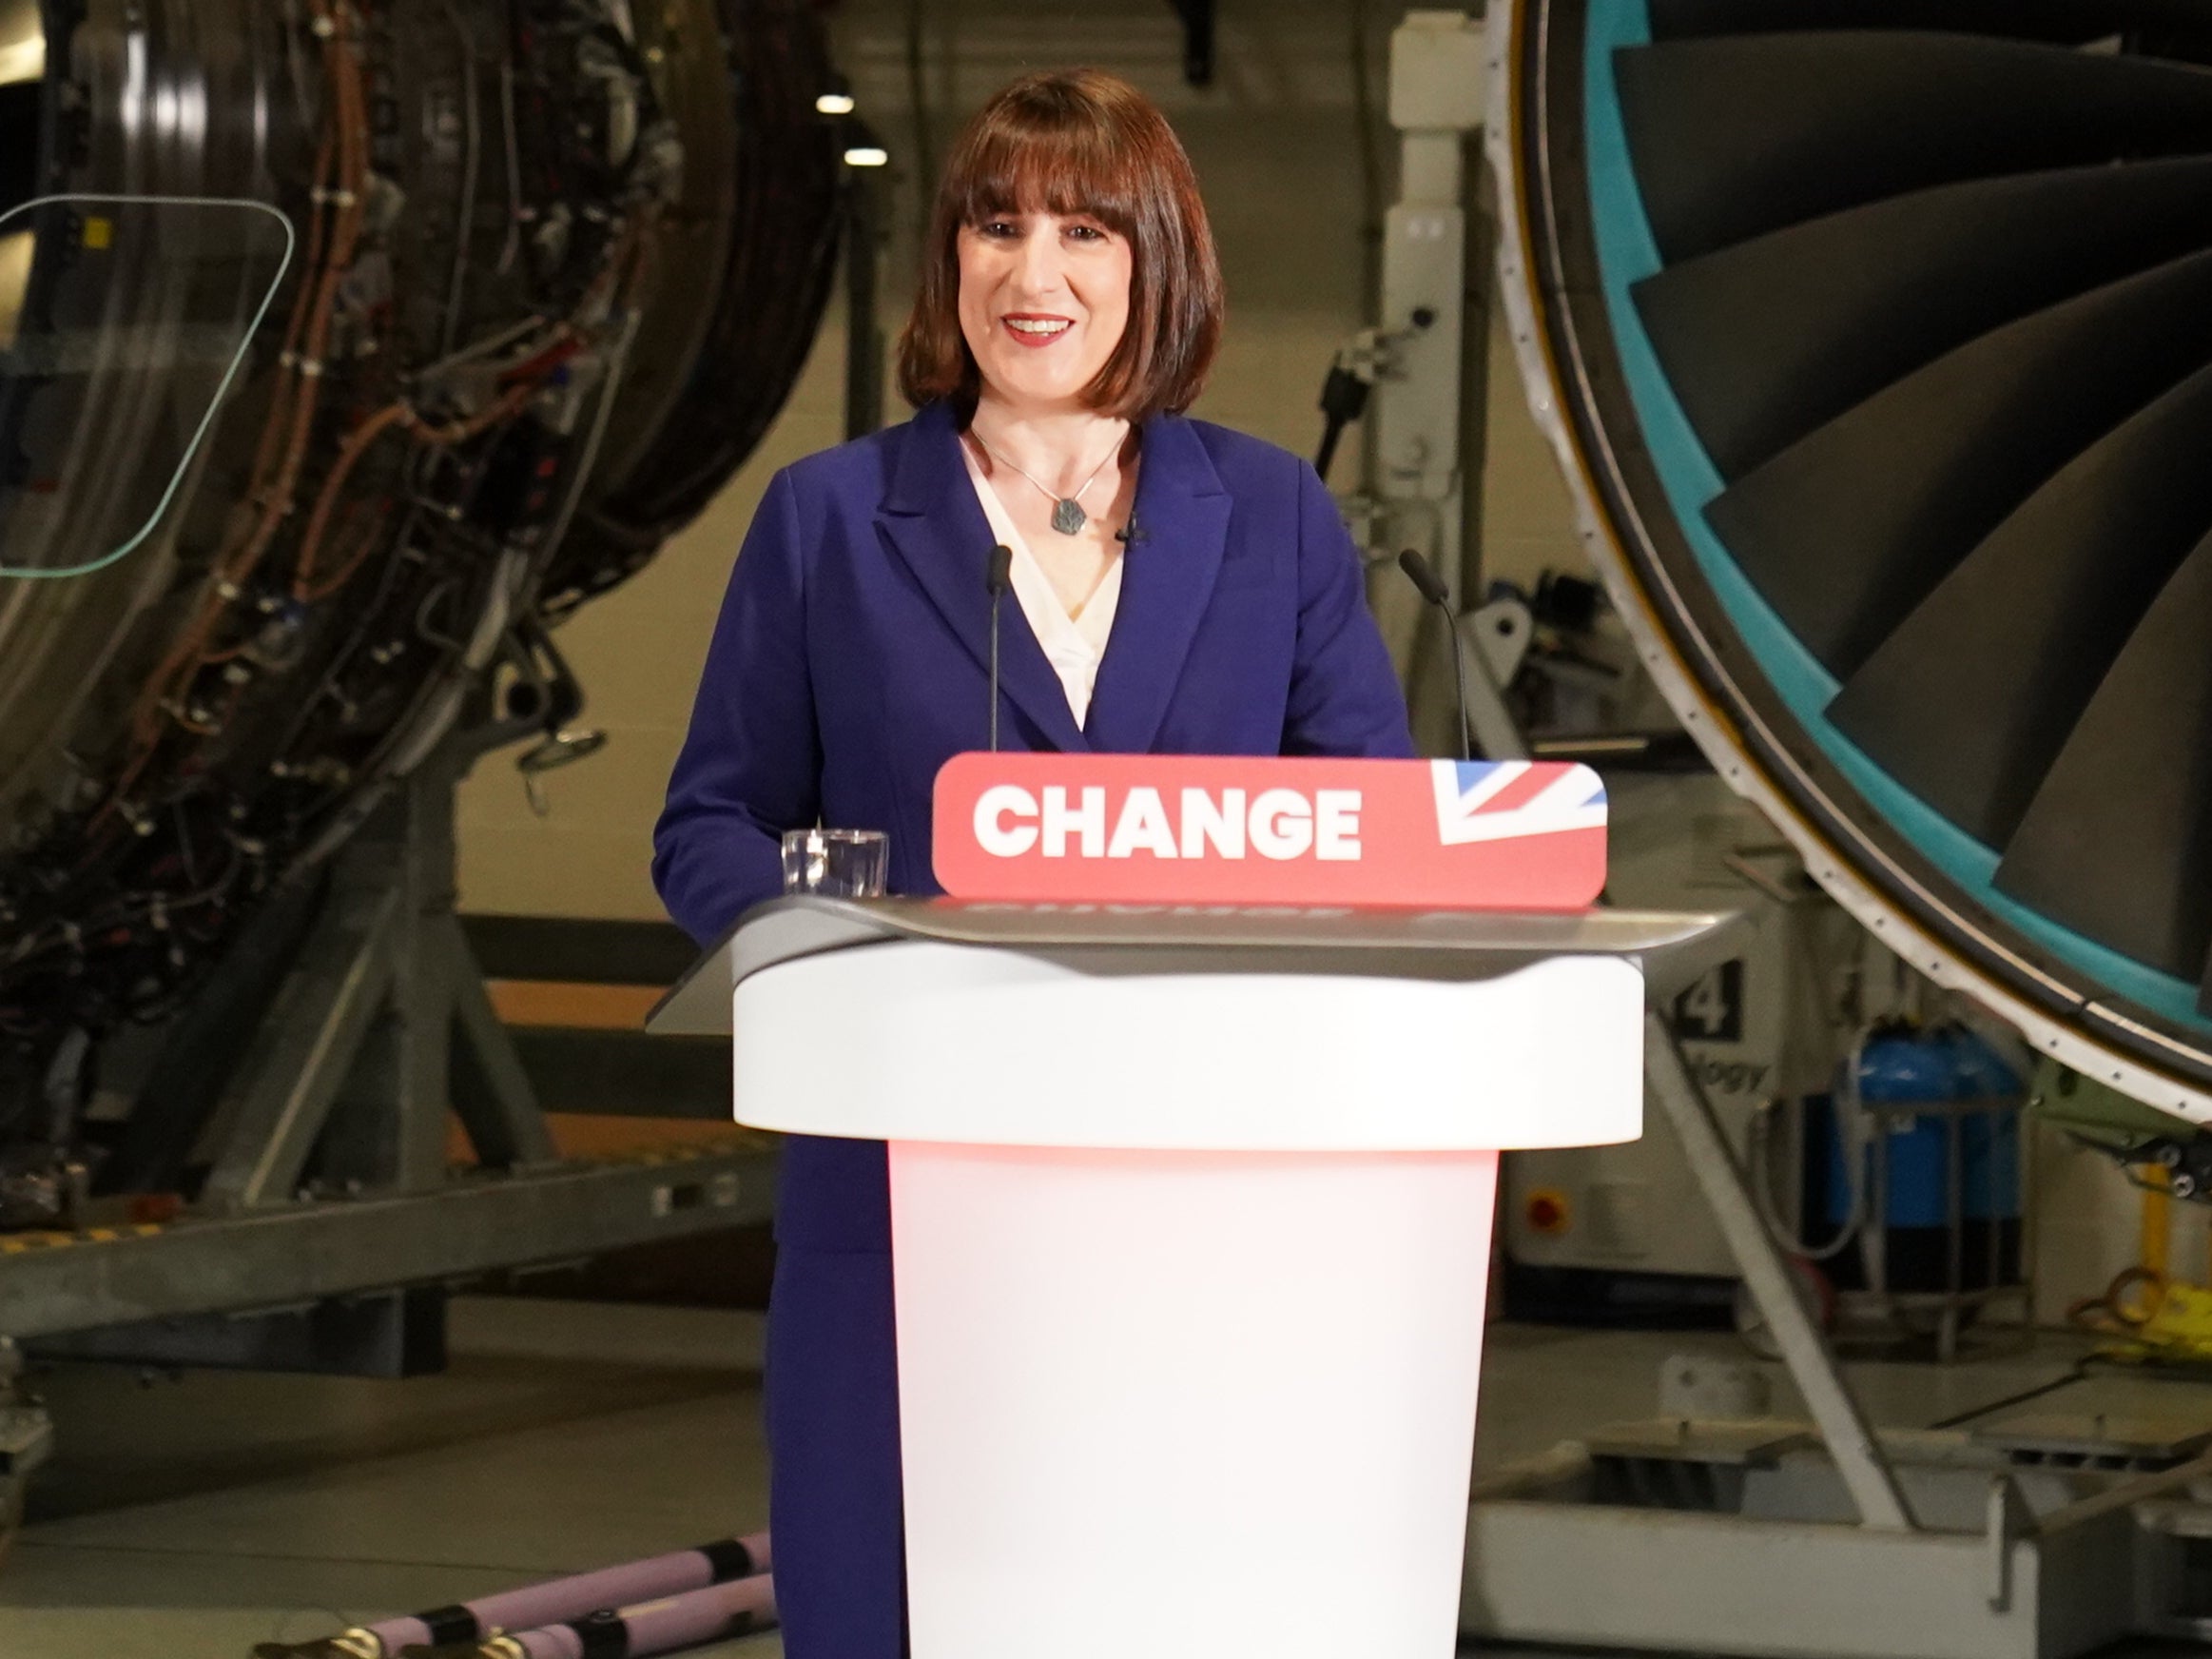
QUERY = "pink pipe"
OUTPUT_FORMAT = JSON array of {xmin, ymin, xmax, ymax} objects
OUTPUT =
[
  {"xmin": 344, "ymin": 1533, "xmax": 769, "ymax": 1655},
  {"xmin": 491, "ymin": 1574, "xmax": 778, "ymax": 1659}
]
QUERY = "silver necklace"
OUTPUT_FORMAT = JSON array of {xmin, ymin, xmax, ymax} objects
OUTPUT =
[{"xmin": 973, "ymin": 432, "xmax": 1120, "ymax": 536}]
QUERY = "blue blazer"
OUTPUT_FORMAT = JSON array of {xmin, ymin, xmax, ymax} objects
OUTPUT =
[{"xmin": 653, "ymin": 399, "xmax": 1413, "ymax": 1244}]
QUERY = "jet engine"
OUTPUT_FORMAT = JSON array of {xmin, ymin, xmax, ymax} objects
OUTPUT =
[
  {"xmin": 1494, "ymin": 0, "xmax": 2212, "ymax": 1160},
  {"xmin": 0, "ymin": 0, "xmax": 840, "ymax": 1139}
]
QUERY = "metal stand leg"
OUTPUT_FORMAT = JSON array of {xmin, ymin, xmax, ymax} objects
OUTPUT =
[
  {"xmin": 1642, "ymin": 1008, "xmax": 1918, "ymax": 1532},
  {"xmin": 198, "ymin": 742, "xmax": 554, "ymax": 1213},
  {"xmin": 446, "ymin": 914, "xmax": 558, "ymax": 1169},
  {"xmin": 196, "ymin": 868, "xmax": 405, "ymax": 1210}
]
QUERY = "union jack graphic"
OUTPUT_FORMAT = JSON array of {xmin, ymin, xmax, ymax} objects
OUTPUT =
[{"xmin": 1429, "ymin": 761, "xmax": 1608, "ymax": 847}]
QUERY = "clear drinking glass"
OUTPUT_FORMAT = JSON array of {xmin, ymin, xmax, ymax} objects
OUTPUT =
[{"xmin": 781, "ymin": 828, "xmax": 889, "ymax": 899}]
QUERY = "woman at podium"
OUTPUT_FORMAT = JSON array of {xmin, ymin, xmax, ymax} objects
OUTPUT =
[{"xmin": 653, "ymin": 67, "xmax": 1413, "ymax": 1659}]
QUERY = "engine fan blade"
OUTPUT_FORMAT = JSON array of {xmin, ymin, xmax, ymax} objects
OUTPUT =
[
  {"xmin": 1711, "ymin": 246, "xmax": 2212, "ymax": 677},
  {"xmin": 1618, "ymin": 33, "xmax": 2212, "ymax": 263},
  {"xmin": 1827, "ymin": 355, "xmax": 2212, "ymax": 848},
  {"xmin": 1636, "ymin": 158, "xmax": 2212, "ymax": 481},
  {"xmin": 1511, "ymin": 0, "xmax": 2212, "ymax": 1110},
  {"xmin": 1994, "ymin": 529, "xmax": 2212, "ymax": 981}
]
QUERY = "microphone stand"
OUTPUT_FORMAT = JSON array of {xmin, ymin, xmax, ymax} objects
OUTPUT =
[
  {"xmin": 986, "ymin": 544, "xmax": 1013, "ymax": 752},
  {"xmin": 1398, "ymin": 549, "xmax": 1472, "ymax": 764}
]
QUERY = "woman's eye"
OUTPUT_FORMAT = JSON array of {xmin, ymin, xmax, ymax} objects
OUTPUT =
[{"xmin": 1065, "ymin": 224, "xmax": 1106, "ymax": 243}]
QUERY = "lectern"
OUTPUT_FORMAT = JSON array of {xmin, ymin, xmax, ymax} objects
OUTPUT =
[{"xmin": 651, "ymin": 896, "xmax": 1727, "ymax": 1659}]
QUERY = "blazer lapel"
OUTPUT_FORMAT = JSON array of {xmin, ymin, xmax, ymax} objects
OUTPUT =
[
  {"xmin": 1085, "ymin": 414, "xmax": 1232, "ymax": 754},
  {"xmin": 876, "ymin": 402, "xmax": 1091, "ymax": 753}
]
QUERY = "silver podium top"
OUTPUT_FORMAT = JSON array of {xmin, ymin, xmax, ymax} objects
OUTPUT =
[{"xmin": 646, "ymin": 897, "xmax": 1738, "ymax": 1037}]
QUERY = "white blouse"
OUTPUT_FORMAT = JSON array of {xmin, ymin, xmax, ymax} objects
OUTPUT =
[{"xmin": 961, "ymin": 440, "xmax": 1123, "ymax": 729}]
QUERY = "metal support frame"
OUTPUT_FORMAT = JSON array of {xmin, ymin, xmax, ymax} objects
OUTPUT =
[
  {"xmin": 0, "ymin": 1145, "xmax": 773, "ymax": 1341},
  {"xmin": 0, "ymin": 723, "xmax": 780, "ymax": 1541},
  {"xmin": 0, "ymin": 723, "xmax": 773, "ymax": 1366},
  {"xmin": 1643, "ymin": 1007, "xmax": 1916, "ymax": 1531},
  {"xmin": 195, "ymin": 741, "xmax": 556, "ymax": 1213},
  {"xmin": 1460, "ymin": 1001, "xmax": 2212, "ymax": 1659}
]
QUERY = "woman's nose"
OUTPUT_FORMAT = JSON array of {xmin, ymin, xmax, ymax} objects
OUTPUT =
[{"xmin": 1009, "ymin": 225, "xmax": 1066, "ymax": 298}]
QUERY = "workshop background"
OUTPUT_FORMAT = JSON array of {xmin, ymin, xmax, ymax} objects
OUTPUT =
[{"xmin": 4, "ymin": 2, "xmax": 2212, "ymax": 1657}]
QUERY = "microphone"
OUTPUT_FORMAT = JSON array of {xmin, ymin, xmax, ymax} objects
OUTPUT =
[
  {"xmin": 1398, "ymin": 549, "xmax": 1471, "ymax": 764},
  {"xmin": 985, "ymin": 543, "xmax": 1013, "ymax": 752}
]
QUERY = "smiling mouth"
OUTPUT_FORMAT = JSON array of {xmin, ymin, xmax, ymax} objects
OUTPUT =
[{"xmin": 1001, "ymin": 317, "xmax": 1072, "ymax": 339}]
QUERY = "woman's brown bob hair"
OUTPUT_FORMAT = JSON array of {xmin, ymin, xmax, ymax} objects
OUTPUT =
[{"xmin": 896, "ymin": 68, "xmax": 1224, "ymax": 425}]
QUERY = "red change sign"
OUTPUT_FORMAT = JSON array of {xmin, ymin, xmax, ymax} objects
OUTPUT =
[{"xmin": 931, "ymin": 754, "xmax": 1606, "ymax": 908}]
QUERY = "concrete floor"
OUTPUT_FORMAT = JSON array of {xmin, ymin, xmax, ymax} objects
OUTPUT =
[{"xmin": 0, "ymin": 1298, "xmax": 2206, "ymax": 1658}]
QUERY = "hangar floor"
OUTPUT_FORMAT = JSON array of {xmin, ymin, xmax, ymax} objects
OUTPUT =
[{"xmin": 0, "ymin": 1298, "xmax": 2202, "ymax": 1659}]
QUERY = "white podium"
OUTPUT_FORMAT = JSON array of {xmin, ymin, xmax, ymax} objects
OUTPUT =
[{"xmin": 651, "ymin": 898, "xmax": 1725, "ymax": 1659}]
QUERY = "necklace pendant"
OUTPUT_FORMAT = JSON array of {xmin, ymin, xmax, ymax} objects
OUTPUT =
[{"xmin": 1050, "ymin": 498, "xmax": 1088, "ymax": 536}]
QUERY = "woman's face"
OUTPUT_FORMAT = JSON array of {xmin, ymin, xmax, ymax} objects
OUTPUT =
[{"xmin": 957, "ymin": 207, "xmax": 1133, "ymax": 417}]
